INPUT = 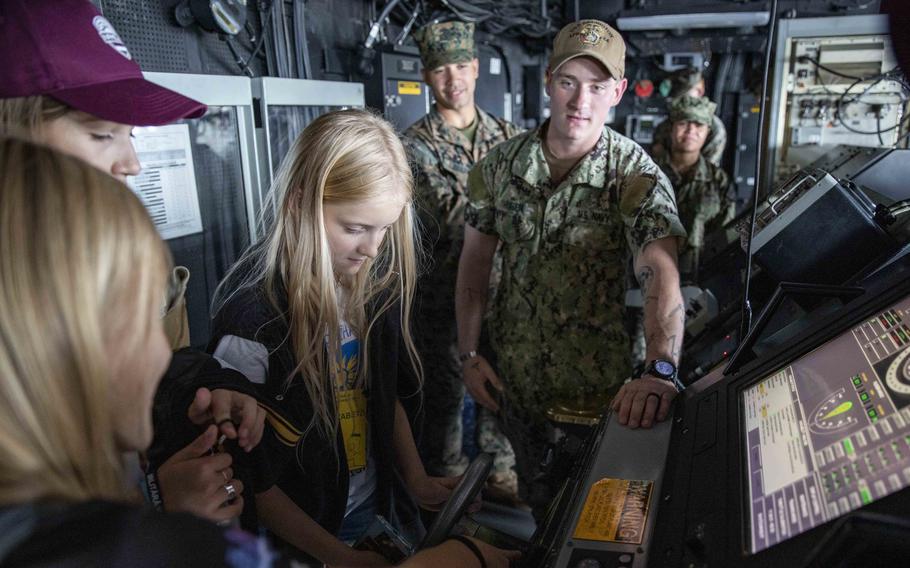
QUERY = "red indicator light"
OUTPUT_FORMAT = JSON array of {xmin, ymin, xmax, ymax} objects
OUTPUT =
[{"xmin": 634, "ymin": 79, "xmax": 654, "ymax": 98}]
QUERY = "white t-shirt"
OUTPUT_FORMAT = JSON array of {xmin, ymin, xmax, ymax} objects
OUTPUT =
[{"xmin": 214, "ymin": 321, "xmax": 377, "ymax": 518}]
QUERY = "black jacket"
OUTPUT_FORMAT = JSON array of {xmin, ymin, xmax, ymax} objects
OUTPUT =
[
  {"xmin": 207, "ymin": 280, "xmax": 423, "ymax": 553},
  {"xmin": 147, "ymin": 347, "xmax": 274, "ymax": 532}
]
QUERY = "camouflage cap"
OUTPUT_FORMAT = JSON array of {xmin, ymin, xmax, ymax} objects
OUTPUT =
[
  {"xmin": 668, "ymin": 95, "xmax": 717, "ymax": 125},
  {"xmin": 549, "ymin": 19, "xmax": 625, "ymax": 79},
  {"xmin": 414, "ymin": 21, "xmax": 476, "ymax": 71},
  {"xmin": 669, "ymin": 67, "xmax": 704, "ymax": 98}
]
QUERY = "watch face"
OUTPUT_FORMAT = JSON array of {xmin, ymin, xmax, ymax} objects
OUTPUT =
[{"xmin": 654, "ymin": 360, "xmax": 675, "ymax": 376}]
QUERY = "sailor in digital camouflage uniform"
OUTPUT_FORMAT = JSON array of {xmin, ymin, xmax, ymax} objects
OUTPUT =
[
  {"xmin": 657, "ymin": 96, "xmax": 736, "ymax": 282},
  {"xmin": 651, "ymin": 67, "xmax": 727, "ymax": 166},
  {"xmin": 403, "ymin": 21, "xmax": 522, "ymax": 495},
  {"xmin": 455, "ymin": 19, "xmax": 688, "ymax": 515}
]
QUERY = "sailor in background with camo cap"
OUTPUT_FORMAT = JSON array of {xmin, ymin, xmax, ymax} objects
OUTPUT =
[{"xmin": 403, "ymin": 21, "xmax": 523, "ymax": 504}]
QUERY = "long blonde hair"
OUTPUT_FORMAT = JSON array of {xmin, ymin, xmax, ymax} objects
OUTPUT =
[
  {"xmin": 215, "ymin": 108, "xmax": 423, "ymax": 443},
  {"xmin": 0, "ymin": 136, "xmax": 171, "ymax": 505}
]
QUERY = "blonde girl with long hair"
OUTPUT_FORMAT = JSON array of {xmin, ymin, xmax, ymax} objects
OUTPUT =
[
  {"xmin": 0, "ymin": 136, "xmax": 256, "ymax": 565},
  {"xmin": 210, "ymin": 108, "xmax": 465, "ymax": 566}
]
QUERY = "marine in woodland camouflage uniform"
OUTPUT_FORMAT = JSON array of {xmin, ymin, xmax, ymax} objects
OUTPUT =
[
  {"xmin": 651, "ymin": 67, "xmax": 727, "ymax": 166},
  {"xmin": 465, "ymin": 123, "xmax": 686, "ymax": 509},
  {"xmin": 404, "ymin": 21, "xmax": 523, "ymax": 486},
  {"xmin": 657, "ymin": 96, "xmax": 735, "ymax": 281}
]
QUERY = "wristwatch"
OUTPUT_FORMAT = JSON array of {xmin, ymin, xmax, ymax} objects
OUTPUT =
[{"xmin": 644, "ymin": 359, "xmax": 685, "ymax": 392}]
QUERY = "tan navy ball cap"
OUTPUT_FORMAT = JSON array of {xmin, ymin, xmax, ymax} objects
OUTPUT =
[{"xmin": 549, "ymin": 19, "xmax": 626, "ymax": 80}]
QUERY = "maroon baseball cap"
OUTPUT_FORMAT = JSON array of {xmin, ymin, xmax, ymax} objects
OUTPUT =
[{"xmin": 0, "ymin": 0, "xmax": 206, "ymax": 126}]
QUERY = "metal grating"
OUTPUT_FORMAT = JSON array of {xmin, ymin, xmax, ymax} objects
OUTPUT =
[
  {"xmin": 99, "ymin": 0, "xmax": 265, "ymax": 75},
  {"xmin": 99, "ymin": 0, "xmax": 190, "ymax": 72}
]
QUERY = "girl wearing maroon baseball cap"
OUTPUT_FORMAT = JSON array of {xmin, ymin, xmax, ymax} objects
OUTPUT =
[
  {"xmin": 0, "ymin": 0, "xmax": 267, "ymax": 531},
  {"xmin": 0, "ymin": 0, "xmax": 206, "ymax": 180}
]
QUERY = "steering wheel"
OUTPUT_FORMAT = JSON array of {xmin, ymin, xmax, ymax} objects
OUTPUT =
[{"xmin": 419, "ymin": 453, "xmax": 493, "ymax": 549}]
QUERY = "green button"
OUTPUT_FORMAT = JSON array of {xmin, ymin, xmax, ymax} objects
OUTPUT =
[
  {"xmin": 843, "ymin": 439, "xmax": 855, "ymax": 455},
  {"xmin": 861, "ymin": 488, "xmax": 873, "ymax": 504},
  {"xmin": 869, "ymin": 409, "xmax": 878, "ymax": 418},
  {"xmin": 861, "ymin": 392, "xmax": 870, "ymax": 402},
  {"xmin": 853, "ymin": 376, "xmax": 863, "ymax": 386}
]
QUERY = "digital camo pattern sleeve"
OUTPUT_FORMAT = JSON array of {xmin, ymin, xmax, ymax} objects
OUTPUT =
[
  {"xmin": 464, "ymin": 152, "xmax": 500, "ymax": 235},
  {"xmin": 706, "ymin": 165, "xmax": 736, "ymax": 234},
  {"xmin": 403, "ymin": 134, "xmax": 462, "ymax": 241},
  {"xmin": 614, "ymin": 137, "xmax": 688, "ymax": 258}
]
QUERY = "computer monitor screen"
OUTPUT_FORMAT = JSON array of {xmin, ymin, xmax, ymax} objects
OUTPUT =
[{"xmin": 742, "ymin": 293, "xmax": 910, "ymax": 553}]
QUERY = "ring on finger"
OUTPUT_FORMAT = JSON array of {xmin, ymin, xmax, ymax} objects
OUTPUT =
[{"xmin": 224, "ymin": 483, "xmax": 237, "ymax": 503}]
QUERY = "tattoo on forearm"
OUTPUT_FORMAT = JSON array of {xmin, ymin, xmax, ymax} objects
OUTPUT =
[
  {"xmin": 668, "ymin": 302, "xmax": 685, "ymax": 322},
  {"xmin": 645, "ymin": 301, "xmax": 686, "ymax": 363},
  {"xmin": 637, "ymin": 266, "xmax": 655, "ymax": 296},
  {"xmin": 668, "ymin": 334, "xmax": 681, "ymax": 361}
]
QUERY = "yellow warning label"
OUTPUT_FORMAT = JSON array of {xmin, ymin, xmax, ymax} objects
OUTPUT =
[
  {"xmin": 573, "ymin": 478, "xmax": 653, "ymax": 544},
  {"xmin": 751, "ymin": 106, "xmax": 761, "ymax": 113},
  {"xmin": 398, "ymin": 81, "xmax": 421, "ymax": 95}
]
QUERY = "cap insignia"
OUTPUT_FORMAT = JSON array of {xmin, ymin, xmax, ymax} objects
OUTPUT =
[
  {"xmin": 92, "ymin": 16, "xmax": 132, "ymax": 60},
  {"xmin": 571, "ymin": 22, "xmax": 609, "ymax": 46}
]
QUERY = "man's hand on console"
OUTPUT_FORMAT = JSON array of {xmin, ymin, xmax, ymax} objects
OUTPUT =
[{"xmin": 611, "ymin": 375, "xmax": 678, "ymax": 429}]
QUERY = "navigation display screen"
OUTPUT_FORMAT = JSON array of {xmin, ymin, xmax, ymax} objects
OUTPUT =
[{"xmin": 743, "ymin": 295, "xmax": 910, "ymax": 553}]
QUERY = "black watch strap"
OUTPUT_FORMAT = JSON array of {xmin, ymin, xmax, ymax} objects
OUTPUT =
[{"xmin": 645, "ymin": 359, "xmax": 685, "ymax": 392}]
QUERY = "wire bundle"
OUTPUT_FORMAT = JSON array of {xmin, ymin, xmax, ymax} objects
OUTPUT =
[
  {"xmin": 422, "ymin": 0, "xmax": 557, "ymax": 39},
  {"xmin": 798, "ymin": 55, "xmax": 910, "ymax": 144}
]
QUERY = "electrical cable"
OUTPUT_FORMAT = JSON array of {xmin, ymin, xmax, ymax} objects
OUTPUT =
[
  {"xmin": 797, "ymin": 55, "xmax": 866, "ymax": 81},
  {"xmin": 394, "ymin": 1, "xmax": 422, "ymax": 45},
  {"xmin": 356, "ymin": 0, "xmax": 406, "ymax": 77},
  {"xmin": 242, "ymin": 6, "xmax": 272, "ymax": 71},
  {"xmin": 440, "ymin": 0, "xmax": 490, "ymax": 22},
  {"xmin": 798, "ymin": 55, "xmax": 909, "ymax": 138},
  {"xmin": 740, "ymin": 0, "xmax": 778, "ymax": 341},
  {"xmin": 432, "ymin": 0, "xmax": 554, "ymax": 39},
  {"xmin": 223, "ymin": 35, "xmax": 254, "ymax": 77},
  {"xmin": 835, "ymin": 75, "xmax": 909, "ymax": 136}
]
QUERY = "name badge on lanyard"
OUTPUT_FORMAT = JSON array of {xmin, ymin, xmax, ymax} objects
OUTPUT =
[{"xmin": 338, "ymin": 388, "xmax": 368, "ymax": 473}]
